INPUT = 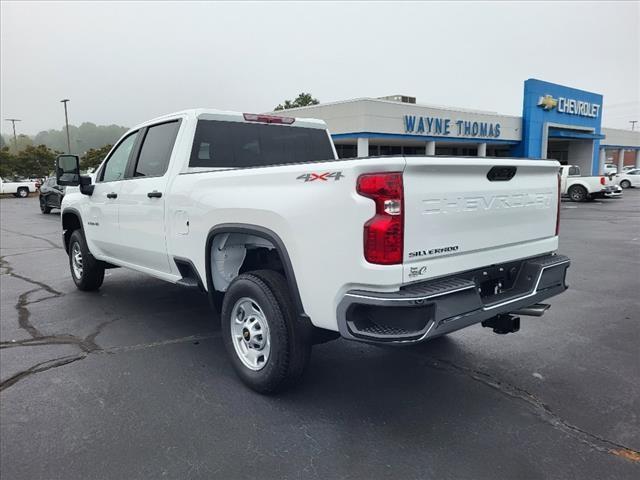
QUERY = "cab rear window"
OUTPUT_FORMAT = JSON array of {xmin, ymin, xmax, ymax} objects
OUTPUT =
[{"xmin": 189, "ymin": 120, "xmax": 334, "ymax": 168}]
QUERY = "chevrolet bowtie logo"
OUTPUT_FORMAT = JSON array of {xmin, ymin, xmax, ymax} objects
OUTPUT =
[{"xmin": 538, "ymin": 94, "xmax": 558, "ymax": 111}]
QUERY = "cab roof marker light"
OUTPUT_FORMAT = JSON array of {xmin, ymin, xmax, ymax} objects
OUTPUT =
[{"xmin": 243, "ymin": 113, "xmax": 295, "ymax": 125}]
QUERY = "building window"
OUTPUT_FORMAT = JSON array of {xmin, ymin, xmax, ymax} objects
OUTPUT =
[
  {"xmin": 369, "ymin": 145, "xmax": 380, "ymax": 156},
  {"xmin": 379, "ymin": 145, "xmax": 402, "ymax": 156},
  {"xmin": 402, "ymin": 146, "xmax": 426, "ymax": 156},
  {"xmin": 336, "ymin": 144, "xmax": 357, "ymax": 159}
]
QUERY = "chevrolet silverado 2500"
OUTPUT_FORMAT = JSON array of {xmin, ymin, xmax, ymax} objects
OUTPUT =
[{"xmin": 56, "ymin": 109, "xmax": 570, "ymax": 393}]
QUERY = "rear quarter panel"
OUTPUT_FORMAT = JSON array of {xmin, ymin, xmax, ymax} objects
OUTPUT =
[{"xmin": 167, "ymin": 158, "xmax": 405, "ymax": 331}]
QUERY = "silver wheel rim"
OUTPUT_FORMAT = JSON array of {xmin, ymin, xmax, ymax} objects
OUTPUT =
[
  {"xmin": 230, "ymin": 297, "xmax": 271, "ymax": 371},
  {"xmin": 19, "ymin": 189, "xmax": 27, "ymax": 197},
  {"xmin": 71, "ymin": 242, "xmax": 83, "ymax": 279}
]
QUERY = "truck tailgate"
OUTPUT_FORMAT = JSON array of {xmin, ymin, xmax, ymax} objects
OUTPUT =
[{"xmin": 403, "ymin": 157, "xmax": 559, "ymax": 283}]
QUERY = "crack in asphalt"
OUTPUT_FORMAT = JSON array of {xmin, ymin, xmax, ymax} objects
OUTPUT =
[
  {"xmin": 0, "ymin": 354, "xmax": 87, "ymax": 392},
  {"xmin": 0, "ymin": 249, "xmax": 219, "ymax": 392},
  {"xmin": 0, "ymin": 228, "xmax": 63, "ymax": 250},
  {"xmin": 417, "ymin": 354, "xmax": 640, "ymax": 463}
]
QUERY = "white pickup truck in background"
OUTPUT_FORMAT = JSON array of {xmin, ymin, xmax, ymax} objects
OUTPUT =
[
  {"xmin": 559, "ymin": 165, "xmax": 622, "ymax": 202},
  {"xmin": 0, "ymin": 177, "xmax": 38, "ymax": 198},
  {"xmin": 56, "ymin": 109, "xmax": 570, "ymax": 393}
]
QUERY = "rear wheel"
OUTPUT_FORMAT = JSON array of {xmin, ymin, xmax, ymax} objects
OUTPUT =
[
  {"xmin": 221, "ymin": 270, "xmax": 311, "ymax": 393},
  {"xmin": 17, "ymin": 187, "xmax": 29, "ymax": 198},
  {"xmin": 40, "ymin": 197, "xmax": 51, "ymax": 214},
  {"xmin": 568, "ymin": 185, "xmax": 588, "ymax": 202},
  {"xmin": 68, "ymin": 230, "xmax": 105, "ymax": 291},
  {"xmin": 620, "ymin": 180, "xmax": 631, "ymax": 189}
]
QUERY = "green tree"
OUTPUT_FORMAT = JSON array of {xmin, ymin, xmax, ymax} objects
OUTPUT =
[
  {"xmin": 81, "ymin": 144, "xmax": 112, "ymax": 172},
  {"xmin": 0, "ymin": 147, "xmax": 17, "ymax": 179},
  {"xmin": 274, "ymin": 92, "xmax": 320, "ymax": 111},
  {"xmin": 14, "ymin": 145, "xmax": 57, "ymax": 178}
]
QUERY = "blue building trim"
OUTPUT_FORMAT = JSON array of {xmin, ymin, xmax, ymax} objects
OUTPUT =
[
  {"xmin": 517, "ymin": 78, "xmax": 604, "ymax": 174},
  {"xmin": 600, "ymin": 145, "xmax": 640, "ymax": 150},
  {"xmin": 548, "ymin": 130, "xmax": 605, "ymax": 140},
  {"xmin": 331, "ymin": 131, "xmax": 519, "ymax": 144}
]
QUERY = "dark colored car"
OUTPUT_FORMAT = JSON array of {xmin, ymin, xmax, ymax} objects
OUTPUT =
[{"xmin": 39, "ymin": 177, "xmax": 65, "ymax": 213}]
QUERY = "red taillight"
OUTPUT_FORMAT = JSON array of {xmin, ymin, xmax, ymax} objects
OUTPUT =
[
  {"xmin": 600, "ymin": 176, "xmax": 606, "ymax": 186},
  {"xmin": 357, "ymin": 172, "xmax": 404, "ymax": 265},
  {"xmin": 556, "ymin": 173, "xmax": 561, "ymax": 235},
  {"xmin": 243, "ymin": 113, "xmax": 295, "ymax": 124}
]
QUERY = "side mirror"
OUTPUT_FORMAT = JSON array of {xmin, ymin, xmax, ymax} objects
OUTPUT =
[{"xmin": 56, "ymin": 154, "xmax": 81, "ymax": 186}]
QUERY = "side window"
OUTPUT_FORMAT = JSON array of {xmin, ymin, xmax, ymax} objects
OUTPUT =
[
  {"xmin": 100, "ymin": 133, "xmax": 138, "ymax": 182},
  {"xmin": 132, "ymin": 121, "xmax": 181, "ymax": 178},
  {"xmin": 568, "ymin": 166, "xmax": 580, "ymax": 176}
]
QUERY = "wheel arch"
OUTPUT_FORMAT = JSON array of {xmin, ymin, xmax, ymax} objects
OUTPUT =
[
  {"xmin": 61, "ymin": 208, "xmax": 85, "ymax": 254},
  {"xmin": 205, "ymin": 223, "xmax": 311, "ymax": 327}
]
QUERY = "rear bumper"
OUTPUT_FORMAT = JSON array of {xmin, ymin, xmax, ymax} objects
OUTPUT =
[{"xmin": 337, "ymin": 253, "xmax": 570, "ymax": 344}]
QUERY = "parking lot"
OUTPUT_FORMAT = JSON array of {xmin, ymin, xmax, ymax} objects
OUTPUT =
[{"xmin": 0, "ymin": 192, "xmax": 638, "ymax": 479}]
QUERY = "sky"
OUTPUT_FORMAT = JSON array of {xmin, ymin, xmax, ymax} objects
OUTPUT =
[{"xmin": 1, "ymin": 1, "xmax": 638, "ymax": 137}]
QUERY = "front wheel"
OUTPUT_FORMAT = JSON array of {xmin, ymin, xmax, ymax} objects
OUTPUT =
[
  {"xmin": 68, "ymin": 230, "xmax": 105, "ymax": 291},
  {"xmin": 568, "ymin": 185, "xmax": 588, "ymax": 202},
  {"xmin": 620, "ymin": 180, "xmax": 631, "ymax": 189},
  {"xmin": 40, "ymin": 197, "xmax": 51, "ymax": 214},
  {"xmin": 221, "ymin": 270, "xmax": 311, "ymax": 393}
]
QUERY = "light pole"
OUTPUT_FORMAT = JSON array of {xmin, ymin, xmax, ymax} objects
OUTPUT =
[
  {"xmin": 60, "ymin": 99, "xmax": 71, "ymax": 153},
  {"xmin": 4, "ymin": 118, "xmax": 21, "ymax": 151},
  {"xmin": 630, "ymin": 120, "xmax": 638, "ymax": 131}
]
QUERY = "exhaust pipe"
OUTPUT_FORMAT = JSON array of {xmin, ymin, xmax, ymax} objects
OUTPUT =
[{"xmin": 510, "ymin": 303, "xmax": 551, "ymax": 317}]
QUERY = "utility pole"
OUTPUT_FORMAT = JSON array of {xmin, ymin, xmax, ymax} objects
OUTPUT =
[
  {"xmin": 630, "ymin": 120, "xmax": 638, "ymax": 131},
  {"xmin": 60, "ymin": 99, "xmax": 71, "ymax": 153},
  {"xmin": 4, "ymin": 118, "xmax": 21, "ymax": 151}
]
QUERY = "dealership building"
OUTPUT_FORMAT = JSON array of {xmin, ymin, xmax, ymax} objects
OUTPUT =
[{"xmin": 270, "ymin": 79, "xmax": 640, "ymax": 175}]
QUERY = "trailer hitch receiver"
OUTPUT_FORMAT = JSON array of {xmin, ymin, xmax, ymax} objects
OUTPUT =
[{"xmin": 482, "ymin": 314, "xmax": 520, "ymax": 335}]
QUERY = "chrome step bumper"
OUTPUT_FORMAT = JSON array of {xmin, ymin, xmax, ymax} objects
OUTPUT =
[{"xmin": 336, "ymin": 254, "xmax": 570, "ymax": 344}]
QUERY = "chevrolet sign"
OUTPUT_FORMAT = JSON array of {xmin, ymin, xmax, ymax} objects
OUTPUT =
[{"xmin": 538, "ymin": 94, "xmax": 600, "ymax": 118}]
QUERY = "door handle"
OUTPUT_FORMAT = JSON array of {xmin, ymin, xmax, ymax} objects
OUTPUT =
[
  {"xmin": 147, "ymin": 191, "xmax": 163, "ymax": 198},
  {"xmin": 106, "ymin": 192, "xmax": 118, "ymax": 199}
]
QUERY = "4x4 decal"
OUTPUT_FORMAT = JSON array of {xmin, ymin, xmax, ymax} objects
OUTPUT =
[{"xmin": 297, "ymin": 171, "xmax": 344, "ymax": 182}]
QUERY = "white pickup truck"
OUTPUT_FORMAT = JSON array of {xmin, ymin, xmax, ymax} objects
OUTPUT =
[
  {"xmin": 0, "ymin": 177, "xmax": 38, "ymax": 198},
  {"xmin": 56, "ymin": 109, "xmax": 570, "ymax": 393},
  {"xmin": 559, "ymin": 165, "xmax": 621, "ymax": 202}
]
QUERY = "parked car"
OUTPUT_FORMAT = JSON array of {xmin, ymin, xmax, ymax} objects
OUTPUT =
[
  {"xmin": 0, "ymin": 177, "xmax": 38, "ymax": 198},
  {"xmin": 55, "ymin": 109, "xmax": 570, "ymax": 393},
  {"xmin": 559, "ymin": 165, "xmax": 621, "ymax": 202},
  {"xmin": 621, "ymin": 165, "xmax": 637, "ymax": 173},
  {"xmin": 603, "ymin": 163, "xmax": 617, "ymax": 175},
  {"xmin": 39, "ymin": 176, "xmax": 65, "ymax": 213},
  {"xmin": 616, "ymin": 168, "xmax": 640, "ymax": 189}
]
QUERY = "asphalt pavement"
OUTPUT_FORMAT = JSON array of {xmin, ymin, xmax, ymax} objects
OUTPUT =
[{"xmin": 1, "ymin": 192, "xmax": 639, "ymax": 479}]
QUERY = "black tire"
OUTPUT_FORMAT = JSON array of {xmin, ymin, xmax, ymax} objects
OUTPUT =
[
  {"xmin": 40, "ymin": 197, "xmax": 52, "ymax": 214},
  {"xmin": 568, "ymin": 185, "xmax": 588, "ymax": 202},
  {"xmin": 620, "ymin": 180, "xmax": 631, "ymax": 189},
  {"xmin": 68, "ymin": 230, "xmax": 105, "ymax": 291},
  {"xmin": 221, "ymin": 270, "xmax": 311, "ymax": 394},
  {"xmin": 17, "ymin": 187, "xmax": 29, "ymax": 198}
]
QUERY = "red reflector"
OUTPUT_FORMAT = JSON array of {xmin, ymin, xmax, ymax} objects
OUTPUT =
[
  {"xmin": 243, "ymin": 113, "xmax": 295, "ymax": 124},
  {"xmin": 357, "ymin": 173, "xmax": 404, "ymax": 265},
  {"xmin": 600, "ymin": 176, "xmax": 606, "ymax": 186}
]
